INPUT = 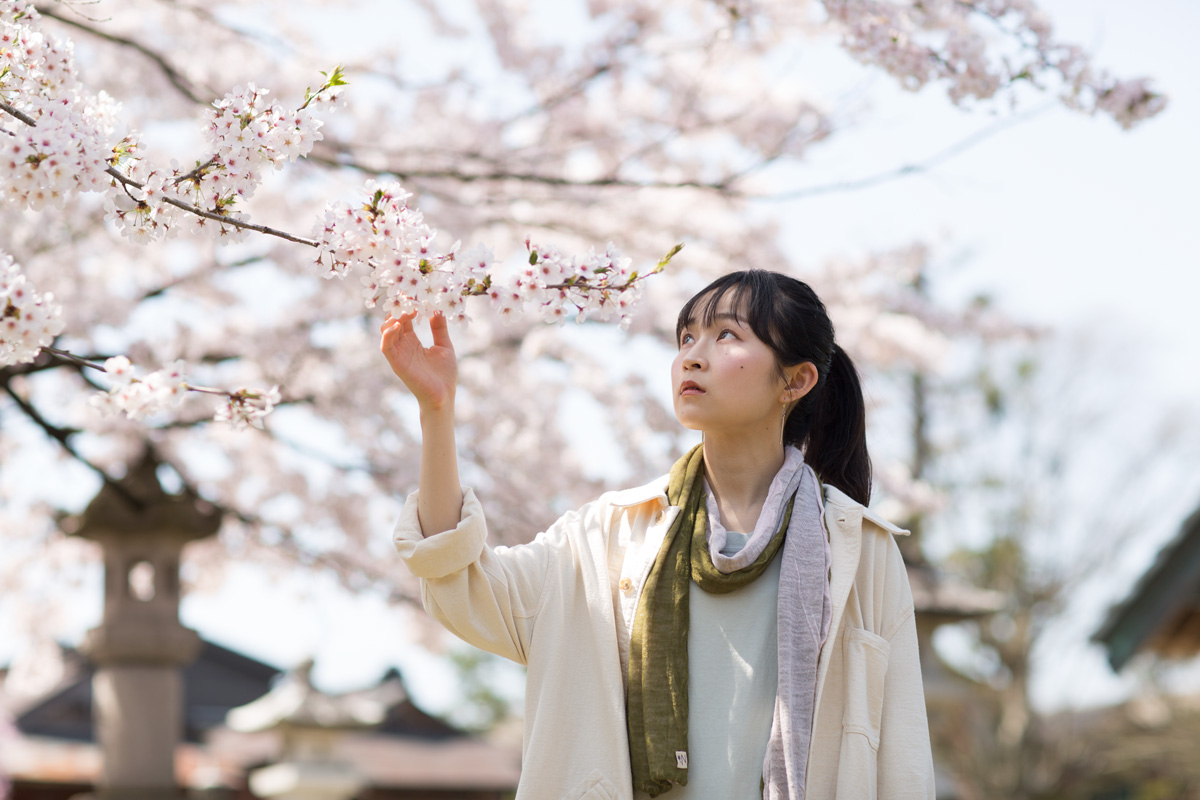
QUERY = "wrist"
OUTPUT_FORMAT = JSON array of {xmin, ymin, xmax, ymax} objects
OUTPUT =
[{"xmin": 419, "ymin": 398, "xmax": 455, "ymax": 423}]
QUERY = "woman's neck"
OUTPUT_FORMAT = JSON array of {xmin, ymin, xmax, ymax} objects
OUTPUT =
[{"xmin": 701, "ymin": 431, "xmax": 786, "ymax": 534}]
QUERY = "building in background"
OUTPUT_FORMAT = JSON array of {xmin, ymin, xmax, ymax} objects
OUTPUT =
[
  {"xmin": 1094, "ymin": 504, "xmax": 1200, "ymax": 672},
  {"xmin": 0, "ymin": 640, "xmax": 519, "ymax": 800}
]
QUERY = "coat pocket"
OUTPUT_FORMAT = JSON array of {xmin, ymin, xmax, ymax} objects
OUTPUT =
[
  {"xmin": 841, "ymin": 626, "xmax": 891, "ymax": 751},
  {"xmin": 567, "ymin": 769, "xmax": 620, "ymax": 800}
]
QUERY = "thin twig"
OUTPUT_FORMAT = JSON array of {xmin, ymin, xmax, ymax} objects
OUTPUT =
[
  {"xmin": 103, "ymin": 166, "xmax": 319, "ymax": 247},
  {"xmin": 138, "ymin": 253, "xmax": 267, "ymax": 301},
  {"xmin": 311, "ymin": 103, "xmax": 1048, "ymax": 203},
  {"xmin": 305, "ymin": 146, "xmax": 736, "ymax": 194},
  {"xmin": 2, "ymin": 382, "xmax": 143, "ymax": 508},
  {"xmin": 173, "ymin": 157, "xmax": 219, "ymax": 186},
  {"xmin": 35, "ymin": 4, "xmax": 210, "ymax": 104},
  {"xmin": 43, "ymin": 346, "xmax": 106, "ymax": 371},
  {"xmin": 758, "ymin": 102, "xmax": 1055, "ymax": 202}
]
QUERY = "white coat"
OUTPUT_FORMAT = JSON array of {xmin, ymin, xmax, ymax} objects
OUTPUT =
[{"xmin": 393, "ymin": 475, "xmax": 936, "ymax": 800}]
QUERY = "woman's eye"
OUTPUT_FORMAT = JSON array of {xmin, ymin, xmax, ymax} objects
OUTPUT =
[
  {"xmin": 679, "ymin": 333, "xmax": 694, "ymax": 345},
  {"xmin": 718, "ymin": 329, "xmax": 736, "ymax": 340}
]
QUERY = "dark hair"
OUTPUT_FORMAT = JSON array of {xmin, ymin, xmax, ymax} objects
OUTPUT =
[{"xmin": 675, "ymin": 269, "xmax": 872, "ymax": 505}]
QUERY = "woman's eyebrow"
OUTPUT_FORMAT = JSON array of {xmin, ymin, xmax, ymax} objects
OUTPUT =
[
  {"xmin": 708, "ymin": 312, "xmax": 743, "ymax": 324},
  {"xmin": 681, "ymin": 311, "xmax": 742, "ymax": 332}
]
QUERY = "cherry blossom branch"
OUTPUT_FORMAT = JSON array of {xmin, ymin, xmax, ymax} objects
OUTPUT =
[
  {"xmin": 101, "ymin": 164, "xmax": 320, "ymax": 246},
  {"xmin": 36, "ymin": 346, "xmax": 284, "ymax": 429},
  {"xmin": 315, "ymin": 180, "xmax": 684, "ymax": 326},
  {"xmin": 819, "ymin": 0, "xmax": 1165, "ymax": 128}
]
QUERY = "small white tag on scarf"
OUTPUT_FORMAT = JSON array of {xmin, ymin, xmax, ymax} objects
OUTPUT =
[{"xmin": 676, "ymin": 751, "xmax": 688, "ymax": 769}]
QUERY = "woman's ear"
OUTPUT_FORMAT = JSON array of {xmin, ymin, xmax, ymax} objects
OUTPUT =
[{"xmin": 781, "ymin": 362, "xmax": 819, "ymax": 404}]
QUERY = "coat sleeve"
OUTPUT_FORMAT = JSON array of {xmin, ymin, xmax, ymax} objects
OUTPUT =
[
  {"xmin": 392, "ymin": 486, "xmax": 601, "ymax": 666},
  {"xmin": 876, "ymin": 558, "xmax": 937, "ymax": 800}
]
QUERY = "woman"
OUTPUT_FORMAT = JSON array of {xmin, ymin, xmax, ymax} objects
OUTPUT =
[{"xmin": 385, "ymin": 270, "xmax": 935, "ymax": 800}]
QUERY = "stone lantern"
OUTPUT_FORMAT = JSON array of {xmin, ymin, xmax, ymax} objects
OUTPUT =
[
  {"xmin": 226, "ymin": 660, "xmax": 385, "ymax": 800},
  {"xmin": 73, "ymin": 450, "xmax": 222, "ymax": 800}
]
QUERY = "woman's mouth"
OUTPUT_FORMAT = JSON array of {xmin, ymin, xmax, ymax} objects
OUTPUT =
[{"xmin": 679, "ymin": 381, "xmax": 704, "ymax": 396}]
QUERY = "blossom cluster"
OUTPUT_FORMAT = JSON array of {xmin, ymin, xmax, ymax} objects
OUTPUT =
[
  {"xmin": 89, "ymin": 356, "xmax": 189, "ymax": 421},
  {"xmin": 105, "ymin": 79, "xmax": 337, "ymax": 244},
  {"xmin": 1, "ymin": 253, "xmax": 64, "ymax": 366},
  {"xmin": 0, "ymin": 1, "xmax": 117, "ymax": 209},
  {"xmin": 2, "ymin": 1, "xmax": 342, "ymax": 239},
  {"xmin": 315, "ymin": 181, "xmax": 661, "ymax": 328},
  {"xmin": 820, "ymin": 0, "xmax": 1165, "ymax": 127},
  {"xmin": 88, "ymin": 354, "xmax": 281, "ymax": 429},
  {"xmin": 508, "ymin": 240, "xmax": 643, "ymax": 326},
  {"xmin": 213, "ymin": 386, "xmax": 282, "ymax": 431}
]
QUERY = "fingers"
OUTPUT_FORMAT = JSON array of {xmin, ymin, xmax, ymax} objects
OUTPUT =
[
  {"xmin": 380, "ymin": 311, "xmax": 417, "ymax": 334},
  {"xmin": 379, "ymin": 315, "xmax": 402, "ymax": 357},
  {"xmin": 380, "ymin": 312, "xmax": 415, "ymax": 346},
  {"xmin": 380, "ymin": 311, "xmax": 449, "ymax": 345},
  {"xmin": 429, "ymin": 311, "xmax": 454, "ymax": 350}
]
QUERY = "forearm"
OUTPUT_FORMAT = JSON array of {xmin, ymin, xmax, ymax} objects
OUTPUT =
[{"xmin": 416, "ymin": 402, "xmax": 463, "ymax": 537}]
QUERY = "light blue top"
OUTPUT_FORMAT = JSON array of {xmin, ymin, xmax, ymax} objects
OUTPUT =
[{"xmin": 639, "ymin": 531, "xmax": 781, "ymax": 800}]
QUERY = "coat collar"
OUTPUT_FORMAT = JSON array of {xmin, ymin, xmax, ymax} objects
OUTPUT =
[
  {"xmin": 607, "ymin": 475, "xmax": 670, "ymax": 509},
  {"xmin": 822, "ymin": 483, "xmax": 910, "ymax": 537}
]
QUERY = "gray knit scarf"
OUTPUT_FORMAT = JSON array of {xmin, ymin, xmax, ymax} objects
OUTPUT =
[{"xmin": 759, "ymin": 448, "xmax": 831, "ymax": 799}]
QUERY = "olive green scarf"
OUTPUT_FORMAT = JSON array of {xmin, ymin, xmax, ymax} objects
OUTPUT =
[{"xmin": 626, "ymin": 444, "xmax": 794, "ymax": 796}]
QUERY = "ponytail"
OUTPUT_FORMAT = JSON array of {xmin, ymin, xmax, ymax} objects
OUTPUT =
[{"xmin": 798, "ymin": 344, "xmax": 871, "ymax": 506}]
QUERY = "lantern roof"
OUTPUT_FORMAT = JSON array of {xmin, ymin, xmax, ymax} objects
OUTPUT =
[{"xmin": 72, "ymin": 449, "xmax": 221, "ymax": 545}]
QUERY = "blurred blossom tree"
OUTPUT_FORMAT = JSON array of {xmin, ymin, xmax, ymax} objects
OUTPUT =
[
  {"xmin": 0, "ymin": 0, "xmax": 1165, "ymax": 687},
  {"xmin": 896, "ymin": 326, "xmax": 1199, "ymax": 799}
]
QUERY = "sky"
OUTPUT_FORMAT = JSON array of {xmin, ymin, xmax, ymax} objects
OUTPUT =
[{"xmin": 3, "ymin": 0, "xmax": 1198, "ymax": 719}]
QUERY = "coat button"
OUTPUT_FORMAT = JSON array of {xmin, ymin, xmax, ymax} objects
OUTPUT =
[
  {"xmin": 654, "ymin": 509, "xmax": 666, "ymax": 525},
  {"xmin": 619, "ymin": 578, "xmax": 634, "ymax": 594}
]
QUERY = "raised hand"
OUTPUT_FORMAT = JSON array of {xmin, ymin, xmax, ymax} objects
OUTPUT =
[{"xmin": 380, "ymin": 312, "xmax": 458, "ymax": 411}]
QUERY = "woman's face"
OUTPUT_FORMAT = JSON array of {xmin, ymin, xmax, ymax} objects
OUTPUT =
[{"xmin": 671, "ymin": 292, "xmax": 790, "ymax": 439}]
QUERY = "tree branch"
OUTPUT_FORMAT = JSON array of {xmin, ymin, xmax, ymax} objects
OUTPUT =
[
  {"xmin": 759, "ymin": 102, "xmax": 1054, "ymax": 202},
  {"xmin": 0, "ymin": 99, "xmax": 38, "ymax": 126},
  {"xmin": 138, "ymin": 253, "xmax": 268, "ymax": 302},
  {"xmin": 313, "ymin": 100, "xmax": 1049, "ymax": 205},
  {"xmin": 35, "ymin": 4, "xmax": 211, "ymax": 105},
  {"xmin": 103, "ymin": 166, "xmax": 320, "ymax": 247},
  {"xmin": 305, "ymin": 144, "xmax": 737, "ymax": 194},
  {"xmin": 1, "ymin": 100, "xmax": 319, "ymax": 246},
  {"xmin": 1, "ymin": 380, "xmax": 145, "ymax": 508}
]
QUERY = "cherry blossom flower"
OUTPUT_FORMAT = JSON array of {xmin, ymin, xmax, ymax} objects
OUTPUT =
[
  {"xmin": 90, "ymin": 357, "xmax": 188, "ymax": 421},
  {"xmin": 213, "ymin": 386, "xmax": 281, "ymax": 431},
  {"xmin": 0, "ymin": 253, "xmax": 64, "ymax": 367},
  {"xmin": 314, "ymin": 181, "xmax": 666, "ymax": 328}
]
